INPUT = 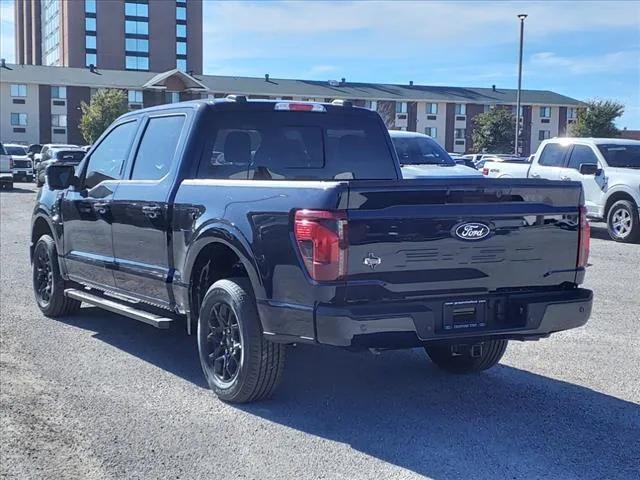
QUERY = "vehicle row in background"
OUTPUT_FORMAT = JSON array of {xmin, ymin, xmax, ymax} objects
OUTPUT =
[{"xmin": 482, "ymin": 137, "xmax": 640, "ymax": 243}]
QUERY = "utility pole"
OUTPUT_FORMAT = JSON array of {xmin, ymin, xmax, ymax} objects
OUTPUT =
[{"xmin": 515, "ymin": 14, "xmax": 527, "ymax": 155}]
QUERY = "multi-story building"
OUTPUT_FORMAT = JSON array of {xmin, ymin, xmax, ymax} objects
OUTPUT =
[
  {"xmin": 14, "ymin": 0, "xmax": 202, "ymax": 74},
  {"xmin": 0, "ymin": 64, "xmax": 582, "ymax": 153}
]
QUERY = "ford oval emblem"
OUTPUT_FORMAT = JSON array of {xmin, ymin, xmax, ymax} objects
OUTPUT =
[{"xmin": 453, "ymin": 222, "xmax": 491, "ymax": 241}]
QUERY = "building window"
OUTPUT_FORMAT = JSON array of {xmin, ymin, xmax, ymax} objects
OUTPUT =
[
  {"xmin": 128, "ymin": 90, "xmax": 143, "ymax": 104},
  {"xmin": 85, "ymin": 0, "xmax": 96, "ymax": 13},
  {"xmin": 425, "ymin": 127, "xmax": 437, "ymax": 137},
  {"xmin": 366, "ymin": 100, "xmax": 378, "ymax": 111},
  {"xmin": 125, "ymin": 2, "xmax": 148, "ymax": 17},
  {"xmin": 51, "ymin": 86, "xmax": 67, "ymax": 99},
  {"xmin": 10, "ymin": 113, "xmax": 28, "ymax": 126},
  {"xmin": 540, "ymin": 106, "xmax": 551, "ymax": 118},
  {"xmin": 455, "ymin": 104, "xmax": 466, "ymax": 115},
  {"xmin": 10, "ymin": 84, "xmax": 27, "ymax": 97},
  {"xmin": 85, "ymin": 35, "xmax": 96, "ymax": 49},
  {"xmin": 176, "ymin": 24, "xmax": 187, "ymax": 38},
  {"xmin": 176, "ymin": 41, "xmax": 187, "ymax": 55},
  {"xmin": 455, "ymin": 128, "xmax": 466, "ymax": 140},
  {"xmin": 176, "ymin": 5, "xmax": 187, "ymax": 21},
  {"xmin": 86, "ymin": 53, "xmax": 97, "ymax": 67},
  {"xmin": 567, "ymin": 107, "xmax": 577, "ymax": 119},
  {"xmin": 51, "ymin": 114, "xmax": 67, "ymax": 127},
  {"xmin": 41, "ymin": 0, "xmax": 61, "ymax": 65},
  {"xmin": 126, "ymin": 56, "xmax": 149, "ymax": 71},
  {"xmin": 166, "ymin": 92, "xmax": 180, "ymax": 103},
  {"xmin": 426, "ymin": 103, "xmax": 438, "ymax": 115},
  {"xmin": 85, "ymin": 17, "xmax": 97, "ymax": 32},
  {"xmin": 126, "ymin": 38, "xmax": 149, "ymax": 53},
  {"xmin": 125, "ymin": 20, "xmax": 149, "ymax": 35},
  {"xmin": 396, "ymin": 102, "xmax": 407, "ymax": 114},
  {"xmin": 538, "ymin": 130, "xmax": 551, "ymax": 141},
  {"xmin": 176, "ymin": 59, "xmax": 187, "ymax": 71}
]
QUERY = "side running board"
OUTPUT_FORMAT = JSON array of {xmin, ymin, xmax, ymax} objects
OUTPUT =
[{"xmin": 64, "ymin": 288, "xmax": 173, "ymax": 329}]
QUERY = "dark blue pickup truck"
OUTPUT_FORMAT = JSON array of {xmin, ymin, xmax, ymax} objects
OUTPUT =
[{"xmin": 31, "ymin": 99, "xmax": 592, "ymax": 403}]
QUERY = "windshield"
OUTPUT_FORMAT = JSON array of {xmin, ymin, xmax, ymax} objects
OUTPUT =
[
  {"xmin": 6, "ymin": 146, "xmax": 27, "ymax": 155},
  {"xmin": 597, "ymin": 144, "xmax": 640, "ymax": 168},
  {"xmin": 392, "ymin": 136, "xmax": 455, "ymax": 166}
]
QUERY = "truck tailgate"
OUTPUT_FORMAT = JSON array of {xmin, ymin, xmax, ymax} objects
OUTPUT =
[{"xmin": 345, "ymin": 178, "xmax": 582, "ymax": 301}]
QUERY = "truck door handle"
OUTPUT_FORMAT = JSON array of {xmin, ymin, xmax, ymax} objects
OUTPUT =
[
  {"xmin": 142, "ymin": 205, "xmax": 162, "ymax": 219},
  {"xmin": 93, "ymin": 202, "xmax": 109, "ymax": 215},
  {"xmin": 530, "ymin": 173, "xmax": 540, "ymax": 178}
]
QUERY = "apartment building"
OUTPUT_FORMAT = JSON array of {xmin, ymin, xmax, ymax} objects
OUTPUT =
[
  {"xmin": 14, "ymin": 0, "xmax": 202, "ymax": 74},
  {"xmin": 0, "ymin": 64, "xmax": 582, "ymax": 153}
]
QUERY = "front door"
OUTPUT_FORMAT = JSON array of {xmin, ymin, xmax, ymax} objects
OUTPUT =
[
  {"xmin": 557, "ymin": 144, "xmax": 606, "ymax": 217},
  {"xmin": 111, "ymin": 113, "xmax": 187, "ymax": 305},
  {"xmin": 61, "ymin": 120, "xmax": 139, "ymax": 289}
]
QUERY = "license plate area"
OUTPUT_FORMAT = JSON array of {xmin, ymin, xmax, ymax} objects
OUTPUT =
[{"xmin": 442, "ymin": 300, "xmax": 487, "ymax": 331}]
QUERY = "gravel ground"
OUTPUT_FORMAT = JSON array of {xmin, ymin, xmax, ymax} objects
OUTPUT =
[{"xmin": 1, "ymin": 184, "xmax": 639, "ymax": 480}]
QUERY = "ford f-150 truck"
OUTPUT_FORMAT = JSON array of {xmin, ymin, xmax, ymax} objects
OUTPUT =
[
  {"xmin": 483, "ymin": 138, "xmax": 640, "ymax": 242},
  {"xmin": 31, "ymin": 99, "xmax": 593, "ymax": 403}
]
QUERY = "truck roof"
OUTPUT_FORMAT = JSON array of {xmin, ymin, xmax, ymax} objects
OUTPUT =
[{"xmin": 548, "ymin": 137, "xmax": 640, "ymax": 146}]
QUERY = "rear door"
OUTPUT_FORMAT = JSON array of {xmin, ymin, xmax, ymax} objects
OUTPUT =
[
  {"xmin": 344, "ymin": 178, "xmax": 582, "ymax": 302},
  {"xmin": 111, "ymin": 112, "xmax": 188, "ymax": 305},
  {"xmin": 528, "ymin": 142, "xmax": 570, "ymax": 180},
  {"xmin": 557, "ymin": 144, "xmax": 606, "ymax": 217}
]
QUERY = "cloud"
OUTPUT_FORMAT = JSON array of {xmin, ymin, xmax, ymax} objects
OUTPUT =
[{"xmin": 531, "ymin": 51, "xmax": 640, "ymax": 75}]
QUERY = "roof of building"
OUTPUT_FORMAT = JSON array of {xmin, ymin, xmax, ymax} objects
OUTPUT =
[{"xmin": 0, "ymin": 63, "xmax": 583, "ymax": 106}]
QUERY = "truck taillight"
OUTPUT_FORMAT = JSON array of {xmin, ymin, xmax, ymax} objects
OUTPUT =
[
  {"xmin": 294, "ymin": 209, "xmax": 348, "ymax": 282},
  {"xmin": 578, "ymin": 206, "xmax": 590, "ymax": 268},
  {"xmin": 482, "ymin": 167, "xmax": 489, "ymax": 176},
  {"xmin": 9, "ymin": 156, "xmax": 14, "ymax": 169}
]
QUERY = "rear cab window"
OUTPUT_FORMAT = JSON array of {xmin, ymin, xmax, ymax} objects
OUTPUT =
[
  {"xmin": 538, "ymin": 143, "xmax": 570, "ymax": 167},
  {"xmin": 196, "ymin": 107, "xmax": 398, "ymax": 180}
]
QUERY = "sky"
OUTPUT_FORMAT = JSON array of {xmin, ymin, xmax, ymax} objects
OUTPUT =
[{"xmin": 1, "ymin": 0, "xmax": 638, "ymax": 127}]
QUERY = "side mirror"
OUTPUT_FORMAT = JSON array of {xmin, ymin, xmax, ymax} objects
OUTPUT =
[
  {"xmin": 46, "ymin": 164, "xmax": 77, "ymax": 190},
  {"xmin": 579, "ymin": 163, "xmax": 601, "ymax": 175}
]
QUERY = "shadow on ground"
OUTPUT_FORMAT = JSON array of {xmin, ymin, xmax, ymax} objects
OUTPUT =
[
  {"xmin": 1, "ymin": 186, "xmax": 37, "ymax": 194},
  {"xmin": 57, "ymin": 307, "xmax": 639, "ymax": 479}
]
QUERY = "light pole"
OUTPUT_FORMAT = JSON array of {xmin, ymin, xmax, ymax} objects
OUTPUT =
[{"xmin": 515, "ymin": 13, "xmax": 527, "ymax": 155}]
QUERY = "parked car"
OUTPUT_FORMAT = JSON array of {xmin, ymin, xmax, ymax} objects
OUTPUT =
[
  {"xmin": 4, "ymin": 143, "xmax": 34, "ymax": 182},
  {"xmin": 34, "ymin": 143, "xmax": 77, "ymax": 165},
  {"xmin": 483, "ymin": 138, "xmax": 640, "ymax": 242},
  {"xmin": 0, "ymin": 143, "xmax": 14, "ymax": 190},
  {"xmin": 26, "ymin": 143, "xmax": 42, "ymax": 160},
  {"xmin": 390, "ymin": 131, "xmax": 481, "ymax": 177},
  {"xmin": 31, "ymin": 99, "xmax": 592, "ymax": 403},
  {"xmin": 35, "ymin": 147, "xmax": 86, "ymax": 187}
]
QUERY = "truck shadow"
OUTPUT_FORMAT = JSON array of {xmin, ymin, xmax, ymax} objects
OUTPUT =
[{"xmin": 59, "ymin": 307, "xmax": 639, "ymax": 479}]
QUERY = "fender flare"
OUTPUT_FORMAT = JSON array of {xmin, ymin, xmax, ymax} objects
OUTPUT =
[
  {"xmin": 180, "ymin": 221, "xmax": 266, "ymax": 311},
  {"xmin": 31, "ymin": 211, "xmax": 63, "ymax": 263}
]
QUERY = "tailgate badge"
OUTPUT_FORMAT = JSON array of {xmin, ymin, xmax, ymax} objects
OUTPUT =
[
  {"xmin": 363, "ymin": 253, "xmax": 382, "ymax": 269},
  {"xmin": 454, "ymin": 222, "xmax": 491, "ymax": 241}
]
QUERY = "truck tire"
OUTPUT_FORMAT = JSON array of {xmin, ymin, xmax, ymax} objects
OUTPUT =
[
  {"xmin": 425, "ymin": 339, "xmax": 508, "ymax": 374},
  {"xmin": 197, "ymin": 278, "xmax": 285, "ymax": 403},
  {"xmin": 32, "ymin": 235, "xmax": 81, "ymax": 317},
  {"xmin": 607, "ymin": 200, "xmax": 640, "ymax": 243}
]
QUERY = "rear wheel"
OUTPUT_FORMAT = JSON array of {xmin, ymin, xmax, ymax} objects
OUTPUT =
[
  {"xmin": 425, "ymin": 339, "xmax": 508, "ymax": 374},
  {"xmin": 197, "ymin": 278, "xmax": 285, "ymax": 403},
  {"xmin": 32, "ymin": 235, "xmax": 81, "ymax": 317},
  {"xmin": 607, "ymin": 200, "xmax": 640, "ymax": 243}
]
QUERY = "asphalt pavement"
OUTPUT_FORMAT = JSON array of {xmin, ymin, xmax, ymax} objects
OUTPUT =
[{"xmin": 1, "ymin": 184, "xmax": 639, "ymax": 480}]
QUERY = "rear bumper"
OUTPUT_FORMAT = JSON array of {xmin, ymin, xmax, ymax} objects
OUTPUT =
[{"xmin": 314, "ymin": 288, "xmax": 593, "ymax": 348}]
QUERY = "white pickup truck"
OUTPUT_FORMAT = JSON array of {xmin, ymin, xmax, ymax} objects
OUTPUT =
[
  {"xmin": 0, "ymin": 143, "xmax": 14, "ymax": 190},
  {"xmin": 483, "ymin": 138, "xmax": 640, "ymax": 243}
]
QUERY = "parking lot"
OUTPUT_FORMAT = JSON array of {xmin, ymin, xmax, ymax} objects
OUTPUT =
[{"xmin": 1, "ymin": 184, "xmax": 639, "ymax": 480}]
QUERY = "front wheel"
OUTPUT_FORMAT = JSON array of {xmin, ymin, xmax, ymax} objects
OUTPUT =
[
  {"xmin": 32, "ymin": 235, "xmax": 81, "ymax": 317},
  {"xmin": 197, "ymin": 278, "xmax": 285, "ymax": 403},
  {"xmin": 425, "ymin": 339, "xmax": 508, "ymax": 374},
  {"xmin": 607, "ymin": 200, "xmax": 640, "ymax": 243}
]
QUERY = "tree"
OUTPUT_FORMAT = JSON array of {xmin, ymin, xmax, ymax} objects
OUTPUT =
[
  {"xmin": 471, "ymin": 107, "xmax": 515, "ymax": 154},
  {"xmin": 79, "ymin": 89, "xmax": 128, "ymax": 144},
  {"xmin": 569, "ymin": 100, "xmax": 624, "ymax": 138}
]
